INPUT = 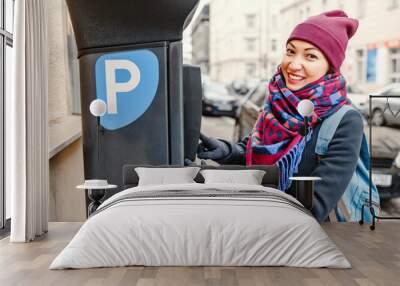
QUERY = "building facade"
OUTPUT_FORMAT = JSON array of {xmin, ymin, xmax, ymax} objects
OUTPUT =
[
  {"xmin": 208, "ymin": 0, "xmax": 271, "ymax": 85},
  {"xmin": 191, "ymin": 4, "xmax": 210, "ymax": 75},
  {"xmin": 197, "ymin": 0, "xmax": 400, "ymax": 91},
  {"xmin": 348, "ymin": 0, "xmax": 400, "ymax": 89},
  {"xmin": 262, "ymin": 0, "xmax": 283, "ymax": 81},
  {"xmin": 279, "ymin": 0, "xmax": 400, "ymax": 91}
]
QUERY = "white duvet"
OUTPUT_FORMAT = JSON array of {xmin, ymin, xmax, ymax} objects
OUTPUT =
[{"xmin": 50, "ymin": 183, "xmax": 350, "ymax": 269}]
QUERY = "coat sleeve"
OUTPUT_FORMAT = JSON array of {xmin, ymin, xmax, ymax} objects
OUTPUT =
[
  {"xmin": 310, "ymin": 110, "xmax": 364, "ymax": 222},
  {"xmin": 216, "ymin": 136, "xmax": 249, "ymax": 165}
]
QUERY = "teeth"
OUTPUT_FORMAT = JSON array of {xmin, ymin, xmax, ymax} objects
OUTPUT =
[{"xmin": 289, "ymin": 74, "xmax": 304, "ymax": 80}]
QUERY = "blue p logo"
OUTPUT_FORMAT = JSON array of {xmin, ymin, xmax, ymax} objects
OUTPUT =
[{"xmin": 95, "ymin": 49, "xmax": 159, "ymax": 130}]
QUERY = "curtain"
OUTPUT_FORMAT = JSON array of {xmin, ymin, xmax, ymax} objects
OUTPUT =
[{"xmin": 9, "ymin": 0, "xmax": 49, "ymax": 242}]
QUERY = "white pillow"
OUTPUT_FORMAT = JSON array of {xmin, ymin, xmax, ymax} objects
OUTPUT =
[
  {"xmin": 200, "ymin": 169, "xmax": 266, "ymax": 185},
  {"xmin": 135, "ymin": 167, "xmax": 200, "ymax": 186}
]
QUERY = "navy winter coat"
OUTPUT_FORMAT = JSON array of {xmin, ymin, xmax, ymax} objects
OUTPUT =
[{"xmin": 219, "ymin": 110, "xmax": 364, "ymax": 222}]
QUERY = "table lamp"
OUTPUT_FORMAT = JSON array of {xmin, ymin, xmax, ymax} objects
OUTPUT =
[
  {"xmin": 291, "ymin": 99, "xmax": 319, "ymax": 209},
  {"xmin": 89, "ymin": 99, "xmax": 107, "ymax": 161},
  {"xmin": 297, "ymin": 99, "xmax": 314, "ymax": 136}
]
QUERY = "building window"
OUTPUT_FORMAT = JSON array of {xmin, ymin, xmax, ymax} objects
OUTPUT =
[
  {"xmin": 358, "ymin": 0, "xmax": 366, "ymax": 18},
  {"xmin": 65, "ymin": 9, "xmax": 81, "ymax": 114},
  {"xmin": 366, "ymin": 49, "xmax": 377, "ymax": 83},
  {"xmin": 271, "ymin": 39, "xmax": 277, "ymax": 52},
  {"xmin": 322, "ymin": 0, "xmax": 327, "ymax": 10},
  {"xmin": 1, "ymin": 0, "xmax": 15, "ymax": 230},
  {"xmin": 306, "ymin": 6, "xmax": 311, "ymax": 17},
  {"xmin": 338, "ymin": 0, "xmax": 344, "ymax": 10},
  {"xmin": 272, "ymin": 15, "xmax": 277, "ymax": 27},
  {"xmin": 246, "ymin": 37, "xmax": 256, "ymax": 52},
  {"xmin": 389, "ymin": 48, "xmax": 400, "ymax": 83},
  {"xmin": 356, "ymin": 49, "xmax": 365, "ymax": 82},
  {"xmin": 388, "ymin": 0, "xmax": 399, "ymax": 9},
  {"xmin": 246, "ymin": 14, "xmax": 256, "ymax": 28},
  {"xmin": 246, "ymin": 63, "xmax": 257, "ymax": 77},
  {"xmin": 270, "ymin": 61, "xmax": 277, "ymax": 77},
  {"xmin": 5, "ymin": 0, "xmax": 14, "ymax": 33}
]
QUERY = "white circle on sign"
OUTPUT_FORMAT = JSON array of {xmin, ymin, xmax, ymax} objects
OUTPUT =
[{"xmin": 89, "ymin": 99, "xmax": 107, "ymax": 117}]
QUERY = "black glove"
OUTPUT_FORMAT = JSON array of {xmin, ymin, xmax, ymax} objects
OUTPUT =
[
  {"xmin": 197, "ymin": 133, "xmax": 231, "ymax": 161},
  {"xmin": 184, "ymin": 158, "xmax": 208, "ymax": 166}
]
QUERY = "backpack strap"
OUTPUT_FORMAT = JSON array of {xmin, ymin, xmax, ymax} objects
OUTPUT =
[
  {"xmin": 315, "ymin": 105, "xmax": 354, "ymax": 155},
  {"xmin": 315, "ymin": 104, "xmax": 370, "ymax": 222}
]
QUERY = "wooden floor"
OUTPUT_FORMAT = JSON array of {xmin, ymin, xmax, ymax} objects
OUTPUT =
[{"xmin": 0, "ymin": 222, "xmax": 399, "ymax": 286}]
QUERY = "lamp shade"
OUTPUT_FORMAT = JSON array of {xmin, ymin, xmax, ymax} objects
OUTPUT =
[
  {"xmin": 297, "ymin": 99, "xmax": 314, "ymax": 117},
  {"xmin": 89, "ymin": 99, "xmax": 107, "ymax": 117}
]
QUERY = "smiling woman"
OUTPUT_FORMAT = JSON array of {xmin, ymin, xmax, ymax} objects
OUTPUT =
[
  {"xmin": 197, "ymin": 10, "xmax": 379, "ymax": 223},
  {"xmin": 281, "ymin": 41, "xmax": 329, "ymax": 91}
]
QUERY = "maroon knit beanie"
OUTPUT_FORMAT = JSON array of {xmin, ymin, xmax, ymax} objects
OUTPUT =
[{"xmin": 287, "ymin": 10, "xmax": 359, "ymax": 70}]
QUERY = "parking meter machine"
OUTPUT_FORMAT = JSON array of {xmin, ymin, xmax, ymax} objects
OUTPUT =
[{"xmin": 66, "ymin": 0, "xmax": 201, "ymax": 199}]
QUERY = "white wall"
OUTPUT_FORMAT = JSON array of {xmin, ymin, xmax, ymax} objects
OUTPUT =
[
  {"xmin": 47, "ymin": 0, "xmax": 70, "ymax": 122},
  {"xmin": 46, "ymin": 0, "xmax": 86, "ymax": 221}
]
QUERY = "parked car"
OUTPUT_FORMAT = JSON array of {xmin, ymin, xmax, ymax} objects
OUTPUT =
[
  {"xmin": 233, "ymin": 80, "xmax": 268, "ymax": 141},
  {"xmin": 227, "ymin": 80, "xmax": 249, "ymax": 95},
  {"xmin": 234, "ymin": 80, "xmax": 400, "ymax": 200},
  {"xmin": 202, "ymin": 81, "xmax": 239, "ymax": 117},
  {"xmin": 347, "ymin": 84, "xmax": 368, "ymax": 112},
  {"xmin": 361, "ymin": 83, "xmax": 400, "ymax": 126},
  {"xmin": 370, "ymin": 141, "xmax": 400, "ymax": 200}
]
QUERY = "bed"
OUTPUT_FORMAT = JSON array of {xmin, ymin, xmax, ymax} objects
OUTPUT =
[{"xmin": 50, "ymin": 165, "xmax": 350, "ymax": 269}]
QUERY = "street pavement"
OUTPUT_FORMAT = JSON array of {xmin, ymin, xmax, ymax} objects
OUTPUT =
[{"xmin": 200, "ymin": 115, "xmax": 400, "ymax": 218}]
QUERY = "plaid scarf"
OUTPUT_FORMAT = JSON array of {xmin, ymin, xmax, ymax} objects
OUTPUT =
[{"xmin": 246, "ymin": 70, "xmax": 349, "ymax": 191}]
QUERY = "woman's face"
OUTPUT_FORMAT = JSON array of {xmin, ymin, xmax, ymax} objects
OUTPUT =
[{"xmin": 281, "ymin": 40, "xmax": 330, "ymax": 91}]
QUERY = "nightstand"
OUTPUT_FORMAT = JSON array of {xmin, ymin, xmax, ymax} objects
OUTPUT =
[
  {"xmin": 289, "ymin": 176, "xmax": 321, "ymax": 210},
  {"xmin": 77, "ymin": 180, "xmax": 117, "ymax": 216}
]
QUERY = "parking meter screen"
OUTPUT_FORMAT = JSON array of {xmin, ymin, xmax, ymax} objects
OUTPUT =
[{"xmin": 95, "ymin": 49, "xmax": 159, "ymax": 130}]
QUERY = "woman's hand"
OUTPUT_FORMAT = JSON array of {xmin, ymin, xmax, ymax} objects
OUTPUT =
[{"xmin": 197, "ymin": 133, "xmax": 230, "ymax": 161}]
